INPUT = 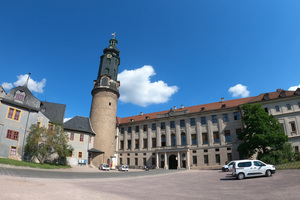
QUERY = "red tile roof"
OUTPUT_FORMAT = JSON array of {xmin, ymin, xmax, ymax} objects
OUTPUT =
[{"xmin": 118, "ymin": 89, "xmax": 299, "ymax": 125}]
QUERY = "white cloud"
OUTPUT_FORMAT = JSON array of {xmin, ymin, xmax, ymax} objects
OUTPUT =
[
  {"xmin": 288, "ymin": 85, "xmax": 300, "ymax": 91},
  {"xmin": 1, "ymin": 82, "xmax": 13, "ymax": 90},
  {"xmin": 64, "ymin": 118, "xmax": 72, "ymax": 123},
  {"xmin": 229, "ymin": 84, "xmax": 250, "ymax": 98},
  {"xmin": 118, "ymin": 65, "xmax": 179, "ymax": 107},
  {"xmin": 3, "ymin": 74, "xmax": 46, "ymax": 93}
]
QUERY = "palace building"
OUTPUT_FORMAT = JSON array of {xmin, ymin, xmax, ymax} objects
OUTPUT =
[{"xmin": 1, "ymin": 37, "xmax": 300, "ymax": 170}]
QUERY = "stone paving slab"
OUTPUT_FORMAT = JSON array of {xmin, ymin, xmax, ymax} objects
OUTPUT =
[{"xmin": 1, "ymin": 165, "xmax": 300, "ymax": 200}]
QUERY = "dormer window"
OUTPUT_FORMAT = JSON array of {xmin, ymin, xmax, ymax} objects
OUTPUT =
[
  {"xmin": 201, "ymin": 107, "xmax": 205, "ymax": 111},
  {"xmin": 263, "ymin": 93, "xmax": 269, "ymax": 100},
  {"xmin": 130, "ymin": 119, "xmax": 135, "ymax": 122},
  {"xmin": 15, "ymin": 90, "xmax": 25, "ymax": 101}
]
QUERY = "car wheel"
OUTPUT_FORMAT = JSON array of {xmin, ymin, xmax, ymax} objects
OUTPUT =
[
  {"xmin": 237, "ymin": 173, "xmax": 245, "ymax": 180},
  {"xmin": 265, "ymin": 170, "xmax": 272, "ymax": 177},
  {"xmin": 226, "ymin": 168, "xmax": 229, "ymax": 172}
]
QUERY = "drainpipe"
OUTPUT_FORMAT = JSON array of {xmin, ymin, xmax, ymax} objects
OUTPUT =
[{"xmin": 21, "ymin": 109, "xmax": 31, "ymax": 160}]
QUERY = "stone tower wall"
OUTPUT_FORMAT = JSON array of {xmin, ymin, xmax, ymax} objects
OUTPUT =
[{"xmin": 90, "ymin": 90, "xmax": 118, "ymax": 168}]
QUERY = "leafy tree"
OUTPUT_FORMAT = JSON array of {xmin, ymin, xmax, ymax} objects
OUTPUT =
[
  {"xmin": 258, "ymin": 143, "xmax": 296, "ymax": 164},
  {"xmin": 25, "ymin": 123, "xmax": 73, "ymax": 164},
  {"xmin": 237, "ymin": 103, "xmax": 288, "ymax": 159}
]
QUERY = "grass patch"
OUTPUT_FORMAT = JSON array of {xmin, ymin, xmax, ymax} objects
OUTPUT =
[
  {"xmin": 0, "ymin": 158, "xmax": 71, "ymax": 169},
  {"xmin": 275, "ymin": 161, "xmax": 300, "ymax": 170}
]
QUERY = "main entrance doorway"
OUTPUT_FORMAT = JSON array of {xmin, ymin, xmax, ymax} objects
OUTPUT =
[{"xmin": 169, "ymin": 154, "xmax": 177, "ymax": 169}]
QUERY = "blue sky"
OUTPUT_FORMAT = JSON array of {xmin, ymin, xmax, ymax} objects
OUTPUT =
[{"xmin": 1, "ymin": 0, "xmax": 300, "ymax": 120}]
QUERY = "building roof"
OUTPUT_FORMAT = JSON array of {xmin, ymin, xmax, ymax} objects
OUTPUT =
[
  {"xmin": 2, "ymin": 85, "xmax": 41, "ymax": 111},
  {"xmin": 64, "ymin": 116, "xmax": 95, "ymax": 135},
  {"xmin": 40, "ymin": 101, "xmax": 66, "ymax": 124},
  {"xmin": 118, "ymin": 89, "xmax": 300, "ymax": 125}
]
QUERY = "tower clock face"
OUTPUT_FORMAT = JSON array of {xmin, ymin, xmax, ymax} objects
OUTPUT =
[{"xmin": 107, "ymin": 54, "xmax": 112, "ymax": 58}]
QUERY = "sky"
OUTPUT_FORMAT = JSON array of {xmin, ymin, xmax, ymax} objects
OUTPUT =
[{"xmin": 1, "ymin": 0, "xmax": 300, "ymax": 121}]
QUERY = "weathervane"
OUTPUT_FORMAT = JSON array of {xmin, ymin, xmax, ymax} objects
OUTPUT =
[{"xmin": 111, "ymin": 32, "xmax": 116, "ymax": 39}]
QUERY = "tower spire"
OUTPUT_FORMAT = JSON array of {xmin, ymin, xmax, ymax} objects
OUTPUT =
[{"xmin": 24, "ymin": 73, "xmax": 31, "ymax": 88}]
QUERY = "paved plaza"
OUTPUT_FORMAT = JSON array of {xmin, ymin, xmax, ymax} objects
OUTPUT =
[{"xmin": 1, "ymin": 165, "xmax": 300, "ymax": 200}]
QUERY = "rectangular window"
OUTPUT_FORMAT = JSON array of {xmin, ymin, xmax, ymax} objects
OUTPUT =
[
  {"xmin": 222, "ymin": 114, "xmax": 228, "ymax": 122},
  {"xmin": 275, "ymin": 106, "xmax": 280, "ymax": 112},
  {"xmin": 143, "ymin": 158, "xmax": 147, "ymax": 166},
  {"xmin": 190, "ymin": 118, "xmax": 196, "ymax": 126},
  {"xmin": 120, "ymin": 158, "xmax": 123, "ymax": 165},
  {"xmin": 79, "ymin": 134, "xmax": 84, "ymax": 142},
  {"xmin": 204, "ymin": 155, "xmax": 209, "ymax": 164},
  {"xmin": 151, "ymin": 123, "xmax": 156, "ymax": 131},
  {"xmin": 121, "ymin": 127, "xmax": 125, "ymax": 134},
  {"xmin": 120, "ymin": 140, "xmax": 124, "ymax": 150},
  {"xmin": 225, "ymin": 130, "xmax": 231, "ymax": 142},
  {"xmin": 211, "ymin": 115, "xmax": 217, "ymax": 123},
  {"xmin": 128, "ymin": 140, "xmax": 131, "ymax": 149},
  {"xmin": 152, "ymin": 138, "xmax": 156, "ymax": 148},
  {"xmin": 7, "ymin": 107, "xmax": 21, "ymax": 121},
  {"xmin": 143, "ymin": 139, "xmax": 148, "ymax": 149},
  {"xmin": 233, "ymin": 112, "xmax": 240, "ymax": 120},
  {"xmin": 68, "ymin": 151, "xmax": 73, "ymax": 157},
  {"xmin": 191, "ymin": 134, "xmax": 197, "ymax": 145},
  {"xmin": 143, "ymin": 125, "xmax": 147, "ymax": 132},
  {"xmin": 10, "ymin": 146, "xmax": 17, "ymax": 156},
  {"xmin": 14, "ymin": 110, "xmax": 21, "ymax": 120},
  {"xmin": 135, "ymin": 158, "xmax": 138, "ymax": 166},
  {"xmin": 215, "ymin": 154, "xmax": 220, "ymax": 164},
  {"xmin": 180, "ymin": 120, "xmax": 185, "ymax": 127},
  {"xmin": 7, "ymin": 108, "xmax": 14, "ymax": 119},
  {"xmin": 161, "ymin": 122, "xmax": 166, "ymax": 130},
  {"xmin": 290, "ymin": 121, "xmax": 296, "ymax": 132},
  {"xmin": 227, "ymin": 153, "xmax": 232, "ymax": 162},
  {"xmin": 48, "ymin": 124, "xmax": 54, "ymax": 131},
  {"xmin": 152, "ymin": 157, "xmax": 156, "ymax": 165},
  {"xmin": 236, "ymin": 128, "xmax": 242, "ymax": 140},
  {"xmin": 78, "ymin": 151, "xmax": 83, "ymax": 158},
  {"xmin": 202, "ymin": 132, "xmax": 208, "ymax": 144},
  {"xmin": 287, "ymin": 104, "xmax": 291, "ymax": 110},
  {"xmin": 213, "ymin": 132, "xmax": 220, "ymax": 143},
  {"xmin": 201, "ymin": 117, "xmax": 207, "ymax": 125},
  {"xmin": 127, "ymin": 158, "xmax": 130, "ymax": 166},
  {"xmin": 170, "ymin": 121, "xmax": 175, "ymax": 128},
  {"xmin": 37, "ymin": 121, "xmax": 41, "ymax": 128},
  {"xmin": 135, "ymin": 126, "xmax": 139, "ymax": 132},
  {"xmin": 6, "ymin": 129, "xmax": 19, "ymax": 141},
  {"xmin": 193, "ymin": 156, "xmax": 197, "ymax": 165},
  {"xmin": 135, "ymin": 139, "xmax": 139, "ymax": 149},
  {"xmin": 70, "ymin": 133, "xmax": 74, "ymax": 141},
  {"xmin": 128, "ymin": 127, "xmax": 132, "ymax": 133}
]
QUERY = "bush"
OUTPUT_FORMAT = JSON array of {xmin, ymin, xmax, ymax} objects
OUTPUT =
[{"xmin": 258, "ymin": 143, "xmax": 296, "ymax": 164}]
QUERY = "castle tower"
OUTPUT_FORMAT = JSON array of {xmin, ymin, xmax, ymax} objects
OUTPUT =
[{"xmin": 89, "ymin": 36, "xmax": 120, "ymax": 168}]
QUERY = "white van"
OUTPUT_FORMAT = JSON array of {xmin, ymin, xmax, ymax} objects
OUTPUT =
[{"xmin": 232, "ymin": 160, "xmax": 276, "ymax": 180}]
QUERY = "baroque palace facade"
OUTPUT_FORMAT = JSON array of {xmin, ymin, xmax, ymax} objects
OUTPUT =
[{"xmin": 1, "ymin": 38, "xmax": 300, "ymax": 170}]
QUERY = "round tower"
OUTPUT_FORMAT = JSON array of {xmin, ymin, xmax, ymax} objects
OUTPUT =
[{"xmin": 89, "ymin": 36, "xmax": 120, "ymax": 168}]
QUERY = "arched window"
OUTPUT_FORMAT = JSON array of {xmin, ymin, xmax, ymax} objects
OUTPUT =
[
  {"xmin": 171, "ymin": 133, "xmax": 176, "ymax": 146},
  {"xmin": 102, "ymin": 77, "xmax": 108, "ymax": 86},
  {"xmin": 104, "ymin": 68, "xmax": 109, "ymax": 75},
  {"xmin": 161, "ymin": 135, "xmax": 166, "ymax": 147},
  {"xmin": 181, "ymin": 132, "xmax": 187, "ymax": 146}
]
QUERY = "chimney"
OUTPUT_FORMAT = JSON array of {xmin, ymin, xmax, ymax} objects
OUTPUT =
[
  {"xmin": 140, "ymin": 112, "xmax": 143, "ymax": 116},
  {"xmin": 221, "ymin": 97, "xmax": 225, "ymax": 103},
  {"xmin": 181, "ymin": 105, "xmax": 184, "ymax": 109},
  {"xmin": 174, "ymin": 106, "xmax": 177, "ymax": 110}
]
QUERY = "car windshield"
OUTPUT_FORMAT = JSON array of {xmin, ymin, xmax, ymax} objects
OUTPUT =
[{"xmin": 103, "ymin": 164, "xmax": 109, "ymax": 167}]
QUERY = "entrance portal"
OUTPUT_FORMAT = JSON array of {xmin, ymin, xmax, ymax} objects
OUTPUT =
[{"xmin": 169, "ymin": 155, "xmax": 177, "ymax": 169}]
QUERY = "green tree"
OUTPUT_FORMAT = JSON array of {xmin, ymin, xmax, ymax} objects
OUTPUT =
[
  {"xmin": 237, "ymin": 103, "xmax": 288, "ymax": 159},
  {"xmin": 25, "ymin": 123, "xmax": 73, "ymax": 164}
]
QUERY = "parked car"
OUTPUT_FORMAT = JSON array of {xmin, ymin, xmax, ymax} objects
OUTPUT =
[
  {"xmin": 232, "ymin": 160, "xmax": 276, "ymax": 180},
  {"xmin": 118, "ymin": 165, "xmax": 129, "ymax": 172},
  {"xmin": 222, "ymin": 161, "xmax": 234, "ymax": 172},
  {"xmin": 99, "ymin": 163, "xmax": 110, "ymax": 171}
]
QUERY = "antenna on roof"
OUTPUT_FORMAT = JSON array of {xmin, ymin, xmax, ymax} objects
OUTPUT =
[{"xmin": 24, "ymin": 73, "xmax": 31, "ymax": 88}]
